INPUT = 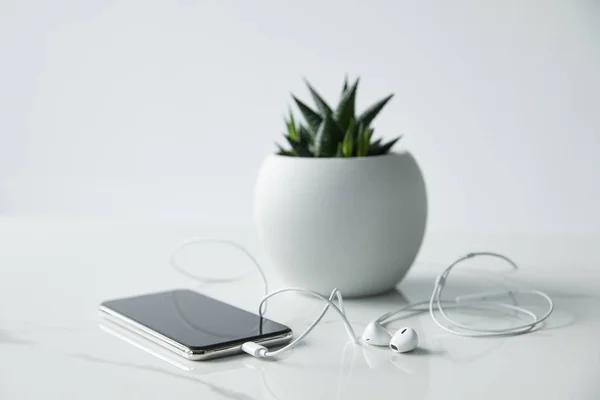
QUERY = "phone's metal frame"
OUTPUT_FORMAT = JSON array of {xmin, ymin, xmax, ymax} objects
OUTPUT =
[{"xmin": 98, "ymin": 305, "xmax": 293, "ymax": 361}]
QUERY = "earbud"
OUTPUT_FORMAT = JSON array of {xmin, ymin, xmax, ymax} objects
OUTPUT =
[
  {"xmin": 361, "ymin": 321, "xmax": 391, "ymax": 346},
  {"xmin": 363, "ymin": 322, "xmax": 418, "ymax": 353},
  {"xmin": 389, "ymin": 327, "xmax": 418, "ymax": 353}
]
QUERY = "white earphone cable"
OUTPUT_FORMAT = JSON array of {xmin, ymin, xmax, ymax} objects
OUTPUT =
[
  {"xmin": 170, "ymin": 240, "xmax": 554, "ymax": 358},
  {"xmin": 428, "ymin": 252, "xmax": 554, "ymax": 337},
  {"xmin": 170, "ymin": 238, "xmax": 357, "ymax": 357},
  {"xmin": 170, "ymin": 237, "xmax": 269, "ymax": 314},
  {"xmin": 257, "ymin": 287, "xmax": 358, "ymax": 358}
]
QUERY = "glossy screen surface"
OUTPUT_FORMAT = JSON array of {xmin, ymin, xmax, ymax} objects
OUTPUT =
[{"xmin": 101, "ymin": 289, "xmax": 291, "ymax": 350}]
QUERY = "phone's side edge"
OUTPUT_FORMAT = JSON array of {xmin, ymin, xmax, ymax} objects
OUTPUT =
[
  {"xmin": 98, "ymin": 305, "xmax": 293, "ymax": 361},
  {"xmin": 98, "ymin": 305, "xmax": 200, "ymax": 359}
]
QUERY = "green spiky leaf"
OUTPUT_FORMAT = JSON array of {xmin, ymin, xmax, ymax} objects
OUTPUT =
[
  {"xmin": 315, "ymin": 113, "xmax": 344, "ymax": 157},
  {"xmin": 286, "ymin": 111, "xmax": 299, "ymax": 142},
  {"xmin": 293, "ymin": 96, "xmax": 322, "ymax": 134},
  {"xmin": 275, "ymin": 143, "xmax": 293, "ymax": 156},
  {"xmin": 356, "ymin": 126, "xmax": 373, "ymax": 157},
  {"xmin": 298, "ymin": 124, "xmax": 313, "ymax": 144},
  {"xmin": 369, "ymin": 138, "xmax": 383, "ymax": 151},
  {"xmin": 342, "ymin": 128, "xmax": 354, "ymax": 157},
  {"xmin": 336, "ymin": 142, "xmax": 343, "ymax": 157},
  {"xmin": 347, "ymin": 117, "xmax": 356, "ymax": 135},
  {"xmin": 285, "ymin": 135, "xmax": 313, "ymax": 157},
  {"xmin": 356, "ymin": 124, "xmax": 365, "ymax": 156},
  {"xmin": 354, "ymin": 121, "xmax": 364, "ymax": 150},
  {"xmin": 335, "ymin": 78, "xmax": 359, "ymax": 130},
  {"xmin": 304, "ymin": 80, "xmax": 332, "ymax": 116},
  {"xmin": 377, "ymin": 135, "xmax": 402, "ymax": 154},
  {"xmin": 342, "ymin": 75, "xmax": 349, "ymax": 94},
  {"xmin": 357, "ymin": 94, "xmax": 394, "ymax": 128}
]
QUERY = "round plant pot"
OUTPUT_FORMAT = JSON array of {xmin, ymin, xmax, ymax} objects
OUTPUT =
[{"xmin": 254, "ymin": 152, "xmax": 427, "ymax": 297}]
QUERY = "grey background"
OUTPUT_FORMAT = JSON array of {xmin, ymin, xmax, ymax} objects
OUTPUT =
[{"xmin": 1, "ymin": 0, "xmax": 599, "ymax": 233}]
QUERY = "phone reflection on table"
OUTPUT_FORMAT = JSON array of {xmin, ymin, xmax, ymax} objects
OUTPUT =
[
  {"xmin": 99, "ymin": 317, "xmax": 430, "ymax": 400},
  {"xmin": 98, "ymin": 318, "xmax": 247, "ymax": 375},
  {"xmin": 250, "ymin": 324, "xmax": 430, "ymax": 400}
]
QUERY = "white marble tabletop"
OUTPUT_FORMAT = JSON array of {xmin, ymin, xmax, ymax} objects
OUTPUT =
[{"xmin": 1, "ymin": 217, "xmax": 599, "ymax": 399}]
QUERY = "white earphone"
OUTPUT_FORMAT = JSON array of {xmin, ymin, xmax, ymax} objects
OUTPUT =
[
  {"xmin": 362, "ymin": 322, "xmax": 419, "ymax": 353},
  {"xmin": 171, "ymin": 239, "xmax": 554, "ymax": 359}
]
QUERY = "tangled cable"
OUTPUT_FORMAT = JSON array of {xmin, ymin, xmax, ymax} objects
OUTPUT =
[{"xmin": 171, "ymin": 239, "xmax": 553, "ymax": 358}]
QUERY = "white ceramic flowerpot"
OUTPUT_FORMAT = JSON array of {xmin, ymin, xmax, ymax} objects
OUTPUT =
[{"xmin": 254, "ymin": 152, "xmax": 427, "ymax": 297}]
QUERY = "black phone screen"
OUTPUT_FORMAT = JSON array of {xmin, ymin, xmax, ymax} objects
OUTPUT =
[{"xmin": 100, "ymin": 289, "xmax": 291, "ymax": 351}]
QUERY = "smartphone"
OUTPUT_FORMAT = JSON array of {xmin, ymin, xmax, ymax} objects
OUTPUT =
[{"xmin": 98, "ymin": 289, "xmax": 293, "ymax": 360}]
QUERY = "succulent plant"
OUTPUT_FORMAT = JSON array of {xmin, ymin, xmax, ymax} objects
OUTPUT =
[{"xmin": 276, "ymin": 77, "xmax": 402, "ymax": 157}]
